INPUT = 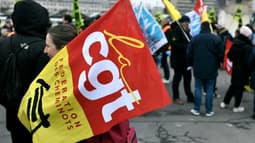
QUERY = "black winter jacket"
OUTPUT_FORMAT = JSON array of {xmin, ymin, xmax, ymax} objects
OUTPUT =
[
  {"xmin": 169, "ymin": 21, "xmax": 191, "ymax": 70},
  {"xmin": 187, "ymin": 29, "xmax": 224, "ymax": 79},
  {"xmin": 0, "ymin": 34, "xmax": 49, "ymax": 130},
  {"xmin": 228, "ymin": 34, "xmax": 252, "ymax": 86},
  {"xmin": 248, "ymin": 47, "xmax": 255, "ymax": 89}
]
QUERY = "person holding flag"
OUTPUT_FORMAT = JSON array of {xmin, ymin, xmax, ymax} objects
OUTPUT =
[
  {"xmin": 169, "ymin": 15, "xmax": 194, "ymax": 104},
  {"xmin": 162, "ymin": 0, "xmax": 193, "ymax": 105},
  {"xmin": 18, "ymin": 0, "xmax": 169, "ymax": 142},
  {"xmin": 44, "ymin": 23, "xmax": 136, "ymax": 143}
]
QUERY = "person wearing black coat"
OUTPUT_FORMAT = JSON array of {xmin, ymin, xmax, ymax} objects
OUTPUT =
[
  {"xmin": 169, "ymin": 15, "xmax": 194, "ymax": 104},
  {"xmin": 0, "ymin": 1, "xmax": 50, "ymax": 143},
  {"xmin": 248, "ymin": 45, "xmax": 255, "ymax": 119},
  {"xmin": 220, "ymin": 25, "xmax": 253, "ymax": 113},
  {"xmin": 187, "ymin": 21, "xmax": 224, "ymax": 116}
]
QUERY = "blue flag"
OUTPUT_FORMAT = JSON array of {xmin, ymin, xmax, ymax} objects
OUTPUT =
[
  {"xmin": 186, "ymin": 11, "xmax": 201, "ymax": 36},
  {"xmin": 133, "ymin": 3, "xmax": 167, "ymax": 54}
]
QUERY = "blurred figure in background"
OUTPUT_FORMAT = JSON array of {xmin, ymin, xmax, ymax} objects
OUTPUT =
[
  {"xmin": 220, "ymin": 25, "xmax": 253, "ymax": 113},
  {"xmin": 1, "ymin": 18, "xmax": 14, "ymax": 38},
  {"xmin": 62, "ymin": 14, "xmax": 73, "ymax": 25},
  {"xmin": 154, "ymin": 14, "xmax": 171, "ymax": 84}
]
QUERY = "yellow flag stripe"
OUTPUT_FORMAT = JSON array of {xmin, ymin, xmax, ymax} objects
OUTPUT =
[{"xmin": 161, "ymin": 0, "xmax": 182, "ymax": 21}]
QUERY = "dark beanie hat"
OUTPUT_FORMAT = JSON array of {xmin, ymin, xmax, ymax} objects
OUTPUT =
[
  {"xmin": 179, "ymin": 15, "xmax": 190, "ymax": 23},
  {"xmin": 11, "ymin": 0, "xmax": 50, "ymax": 39}
]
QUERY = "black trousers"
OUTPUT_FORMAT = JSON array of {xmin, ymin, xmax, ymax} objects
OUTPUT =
[
  {"xmin": 6, "ymin": 106, "xmax": 32, "ymax": 143},
  {"xmin": 10, "ymin": 122, "xmax": 32, "ymax": 143},
  {"xmin": 161, "ymin": 52, "xmax": 170, "ymax": 80},
  {"xmin": 172, "ymin": 68, "xmax": 193, "ymax": 101},
  {"xmin": 223, "ymin": 84, "xmax": 244, "ymax": 107}
]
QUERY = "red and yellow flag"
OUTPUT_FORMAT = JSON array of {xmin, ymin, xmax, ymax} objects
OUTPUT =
[
  {"xmin": 223, "ymin": 39, "xmax": 233, "ymax": 75},
  {"xmin": 194, "ymin": 0, "xmax": 204, "ymax": 15},
  {"xmin": 18, "ymin": 0, "xmax": 171, "ymax": 142},
  {"xmin": 194, "ymin": 0, "xmax": 209, "ymax": 22}
]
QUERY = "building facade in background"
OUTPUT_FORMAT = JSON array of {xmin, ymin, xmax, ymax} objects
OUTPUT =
[{"xmin": 0, "ymin": 0, "xmax": 117, "ymax": 17}]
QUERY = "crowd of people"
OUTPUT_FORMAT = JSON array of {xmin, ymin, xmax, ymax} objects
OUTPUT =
[
  {"xmin": 154, "ymin": 12, "xmax": 255, "ymax": 118},
  {"xmin": 1, "ymin": 0, "xmax": 255, "ymax": 143},
  {"xmin": 0, "ymin": 1, "xmax": 134, "ymax": 143}
]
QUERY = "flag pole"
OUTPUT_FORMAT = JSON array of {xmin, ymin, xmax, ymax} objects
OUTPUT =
[
  {"xmin": 72, "ymin": 0, "xmax": 84, "ymax": 32},
  {"xmin": 161, "ymin": 0, "xmax": 190, "ymax": 42},
  {"xmin": 176, "ymin": 21, "xmax": 190, "ymax": 42}
]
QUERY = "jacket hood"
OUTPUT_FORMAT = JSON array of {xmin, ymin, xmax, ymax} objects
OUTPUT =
[
  {"xmin": 11, "ymin": 0, "xmax": 50, "ymax": 39},
  {"xmin": 235, "ymin": 34, "xmax": 252, "ymax": 46}
]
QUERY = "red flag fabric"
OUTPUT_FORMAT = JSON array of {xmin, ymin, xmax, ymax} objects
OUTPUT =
[
  {"xmin": 194, "ymin": 0, "xmax": 205, "ymax": 15},
  {"xmin": 71, "ymin": 0, "xmax": 172, "ymax": 137},
  {"xmin": 69, "ymin": 0, "xmax": 171, "ymax": 135},
  {"xmin": 223, "ymin": 39, "xmax": 233, "ymax": 75},
  {"xmin": 18, "ymin": 0, "xmax": 171, "ymax": 142}
]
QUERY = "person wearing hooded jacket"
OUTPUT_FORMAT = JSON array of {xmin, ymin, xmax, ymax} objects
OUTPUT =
[
  {"xmin": 0, "ymin": 1, "xmax": 50, "ymax": 143},
  {"xmin": 247, "ymin": 42, "xmax": 255, "ymax": 119},
  {"xmin": 187, "ymin": 21, "xmax": 224, "ymax": 117},
  {"xmin": 220, "ymin": 25, "xmax": 253, "ymax": 113}
]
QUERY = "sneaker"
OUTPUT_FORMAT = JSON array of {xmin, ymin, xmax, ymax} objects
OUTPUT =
[
  {"xmin": 174, "ymin": 99, "xmax": 184, "ymax": 105},
  {"xmin": 214, "ymin": 93, "xmax": 221, "ymax": 98},
  {"xmin": 220, "ymin": 102, "xmax": 227, "ymax": 109},
  {"xmin": 233, "ymin": 107, "xmax": 245, "ymax": 112},
  {"xmin": 190, "ymin": 109, "xmax": 200, "ymax": 116},
  {"xmin": 162, "ymin": 79, "xmax": 170, "ymax": 83},
  {"xmin": 205, "ymin": 112, "xmax": 214, "ymax": 117}
]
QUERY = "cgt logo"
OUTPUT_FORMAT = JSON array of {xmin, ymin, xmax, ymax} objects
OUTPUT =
[{"xmin": 78, "ymin": 30, "xmax": 144, "ymax": 122}]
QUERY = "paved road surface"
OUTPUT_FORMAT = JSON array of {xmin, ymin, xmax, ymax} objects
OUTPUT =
[{"xmin": 1, "ymin": 70, "xmax": 255, "ymax": 143}]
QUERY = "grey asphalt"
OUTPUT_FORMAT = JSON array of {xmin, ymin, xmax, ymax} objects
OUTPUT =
[{"xmin": 1, "ymin": 69, "xmax": 255, "ymax": 143}]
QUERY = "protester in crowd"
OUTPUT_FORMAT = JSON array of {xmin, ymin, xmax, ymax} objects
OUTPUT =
[
  {"xmin": 153, "ymin": 15, "xmax": 171, "ymax": 83},
  {"xmin": 0, "ymin": 18, "xmax": 14, "ymax": 38},
  {"xmin": 62, "ymin": 14, "xmax": 73, "ymax": 24},
  {"xmin": 44, "ymin": 24, "xmax": 77, "ymax": 58},
  {"xmin": 0, "ymin": 1, "xmax": 50, "ymax": 143},
  {"xmin": 44, "ymin": 24, "xmax": 135, "ymax": 143},
  {"xmin": 247, "ymin": 42, "xmax": 255, "ymax": 119},
  {"xmin": 187, "ymin": 21, "xmax": 224, "ymax": 117},
  {"xmin": 247, "ymin": 14, "xmax": 255, "ymax": 119},
  {"xmin": 250, "ymin": 13, "xmax": 255, "ymax": 46},
  {"xmin": 169, "ymin": 15, "xmax": 194, "ymax": 104},
  {"xmin": 213, "ymin": 24, "xmax": 233, "ymax": 98},
  {"xmin": 243, "ymin": 24, "xmax": 255, "ymax": 92},
  {"xmin": 160, "ymin": 16, "xmax": 172, "ymax": 83},
  {"xmin": 234, "ymin": 28, "xmax": 240, "ymax": 38},
  {"xmin": 213, "ymin": 23, "xmax": 233, "ymax": 42},
  {"xmin": 205, "ymin": 23, "xmax": 233, "ymax": 99},
  {"xmin": 220, "ymin": 25, "xmax": 253, "ymax": 113}
]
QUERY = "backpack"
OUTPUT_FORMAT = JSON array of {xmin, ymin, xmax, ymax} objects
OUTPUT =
[{"xmin": 0, "ymin": 37, "xmax": 41, "ymax": 108}]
